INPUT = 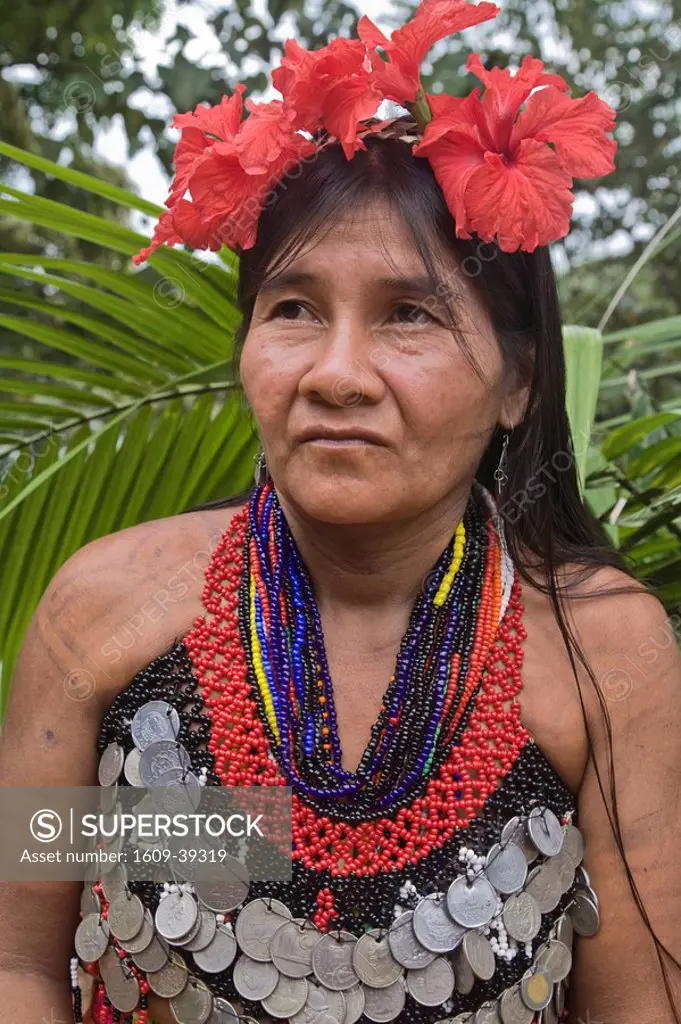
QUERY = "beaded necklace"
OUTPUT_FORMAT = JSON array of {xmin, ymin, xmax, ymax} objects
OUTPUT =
[{"xmin": 233, "ymin": 480, "xmax": 507, "ymax": 818}]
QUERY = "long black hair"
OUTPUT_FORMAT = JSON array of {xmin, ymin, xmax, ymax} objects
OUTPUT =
[{"xmin": 183, "ymin": 115, "xmax": 679, "ymax": 1012}]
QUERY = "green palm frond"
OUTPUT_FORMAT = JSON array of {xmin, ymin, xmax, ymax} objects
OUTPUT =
[{"xmin": 0, "ymin": 144, "xmax": 258, "ymax": 712}]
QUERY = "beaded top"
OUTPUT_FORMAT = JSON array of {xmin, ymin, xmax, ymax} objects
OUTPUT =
[{"xmin": 77, "ymin": 484, "xmax": 600, "ymax": 1024}]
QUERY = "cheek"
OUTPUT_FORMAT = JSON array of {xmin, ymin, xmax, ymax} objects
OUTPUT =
[
  {"xmin": 386, "ymin": 341, "xmax": 504, "ymax": 437},
  {"xmin": 240, "ymin": 332, "xmax": 300, "ymax": 425}
]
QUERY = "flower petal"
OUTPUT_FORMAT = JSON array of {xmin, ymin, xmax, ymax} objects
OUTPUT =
[
  {"xmin": 132, "ymin": 208, "xmax": 183, "ymax": 265},
  {"xmin": 414, "ymin": 91, "xmax": 482, "ymax": 151},
  {"xmin": 414, "ymin": 129, "xmax": 487, "ymax": 237},
  {"xmin": 357, "ymin": 15, "xmax": 393, "ymax": 51},
  {"xmin": 172, "ymin": 85, "xmax": 246, "ymax": 140},
  {"xmin": 236, "ymin": 99, "xmax": 298, "ymax": 175},
  {"xmin": 466, "ymin": 53, "xmax": 569, "ymax": 150},
  {"xmin": 322, "ymin": 77, "xmax": 383, "ymax": 158},
  {"xmin": 462, "ymin": 137, "xmax": 574, "ymax": 251},
  {"xmin": 166, "ymin": 127, "xmax": 211, "ymax": 207},
  {"xmin": 392, "ymin": 1, "xmax": 499, "ymax": 75},
  {"xmin": 512, "ymin": 87, "xmax": 617, "ymax": 178}
]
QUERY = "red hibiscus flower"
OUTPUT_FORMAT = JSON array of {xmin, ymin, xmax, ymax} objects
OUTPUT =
[
  {"xmin": 358, "ymin": 0, "xmax": 499, "ymax": 106},
  {"xmin": 272, "ymin": 36, "xmax": 383, "ymax": 158},
  {"xmin": 413, "ymin": 54, "xmax": 617, "ymax": 251},
  {"xmin": 133, "ymin": 94, "xmax": 317, "ymax": 264}
]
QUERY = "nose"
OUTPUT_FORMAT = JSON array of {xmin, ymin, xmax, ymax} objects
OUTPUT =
[{"xmin": 298, "ymin": 312, "xmax": 385, "ymax": 409}]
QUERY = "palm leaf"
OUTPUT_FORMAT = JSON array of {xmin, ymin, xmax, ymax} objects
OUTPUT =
[{"xmin": 0, "ymin": 145, "xmax": 258, "ymax": 716}]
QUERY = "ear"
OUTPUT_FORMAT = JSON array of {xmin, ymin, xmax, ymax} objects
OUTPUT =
[{"xmin": 498, "ymin": 354, "xmax": 534, "ymax": 430}]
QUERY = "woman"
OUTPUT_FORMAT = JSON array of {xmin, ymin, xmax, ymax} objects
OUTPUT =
[{"xmin": 1, "ymin": 2, "xmax": 680, "ymax": 1023}]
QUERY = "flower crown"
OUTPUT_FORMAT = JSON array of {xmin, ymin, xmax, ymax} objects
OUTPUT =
[{"xmin": 133, "ymin": 0, "xmax": 617, "ymax": 265}]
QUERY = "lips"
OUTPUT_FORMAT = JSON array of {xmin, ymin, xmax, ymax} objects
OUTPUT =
[{"xmin": 298, "ymin": 428, "xmax": 386, "ymax": 445}]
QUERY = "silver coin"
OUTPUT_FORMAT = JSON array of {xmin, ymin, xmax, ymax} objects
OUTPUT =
[
  {"xmin": 183, "ymin": 909, "xmax": 218, "ymax": 953},
  {"xmin": 577, "ymin": 882, "xmax": 600, "ymax": 911},
  {"xmin": 195, "ymin": 858, "xmax": 250, "ymax": 912},
  {"xmin": 524, "ymin": 863, "xmax": 562, "ymax": 914},
  {"xmin": 108, "ymin": 893, "xmax": 145, "ymax": 942},
  {"xmin": 235, "ymin": 897, "xmax": 291, "ymax": 962},
  {"xmin": 575, "ymin": 865, "xmax": 591, "ymax": 888},
  {"xmin": 353, "ymin": 929, "xmax": 403, "ymax": 989},
  {"xmin": 554, "ymin": 913, "xmax": 574, "ymax": 948},
  {"xmin": 98, "ymin": 944, "xmax": 121, "ymax": 983},
  {"xmin": 262, "ymin": 974, "xmax": 309, "ymax": 1018},
  {"xmin": 170, "ymin": 977, "xmax": 214, "ymax": 1024},
  {"xmin": 101, "ymin": 863, "xmax": 128, "ymax": 905},
  {"xmin": 132, "ymin": 700, "xmax": 181, "ymax": 751},
  {"xmin": 139, "ymin": 740, "xmax": 191, "ymax": 786},
  {"xmin": 463, "ymin": 929, "xmax": 495, "ymax": 981},
  {"xmin": 501, "ymin": 817, "xmax": 538, "ymax": 863},
  {"xmin": 233, "ymin": 953, "xmax": 279, "ymax": 1001},
  {"xmin": 499, "ymin": 984, "xmax": 534, "ymax": 1024},
  {"xmin": 527, "ymin": 807, "xmax": 563, "ymax": 857},
  {"xmin": 290, "ymin": 980, "xmax": 346, "ymax": 1024},
  {"xmin": 152, "ymin": 771, "xmax": 202, "ymax": 815},
  {"xmin": 208, "ymin": 998, "xmax": 239, "ymax": 1024},
  {"xmin": 119, "ymin": 908, "xmax": 154, "ymax": 953},
  {"xmin": 104, "ymin": 960, "xmax": 140, "ymax": 1013},
  {"xmin": 474, "ymin": 1003, "xmax": 502, "ymax": 1024},
  {"xmin": 561, "ymin": 824, "xmax": 585, "ymax": 868},
  {"xmin": 193, "ymin": 924, "xmax": 238, "ymax": 973},
  {"xmin": 271, "ymin": 918, "xmax": 322, "ymax": 978},
  {"xmin": 147, "ymin": 949, "xmax": 189, "ymax": 998},
  {"xmin": 570, "ymin": 891, "xmax": 600, "ymax": 936},
  {"xmin": 132, "ymin": 933, "xmax": 169, "ymax": 973},
  {"xmin": 312, "ymin": 930, "xmax": 360, "ymax": 991},
  {"xmin": 172, "ymin": 906, "xmax": 204, "ymax": 948},
  {"xmin": 98, "ymin": 742, "xmax": 124, "ymax": 786},
  {"xmin": 520, "ymin": 968, "xmax": 553, "ymax": 1010},
  {"xmin": 554, "ymin": 979, "xmax": 565, "ymax": 1015},
  {"xmin": 406, "ymin": 956, "xmax": 454, "ymax": 1006},
  {"xmin": 80, "ymin": 884, "xmax": 100, "ymax": 918},
  {"xmin": 502, "ymin": 892, "xmax": 541, "ymax": 943},
  {"xmin": 447, "ymin": 875, "xmax": 497, "ymax": 929},
  {"xmin": 124, "ymin": 746, "xmax": 144, "ymax": 786},
  {"xmin": 74, "ymin": 913, "xmax": 110, "ymax": 962},
  {"xmin": 546, "ymin": 848, "xmax": 575, "ymax": 896},
  {"xmin": 99, "ymin": 780, "xmax": 119, "ymax": 814},
  {"xmin": 485, "ymin": 843, "xmax": 528, "ymax": 894},
  {"xmin": 362, "ymin": 976, "xmax": 406, "ymax": 1022},
  {"xmin": 453, "ymin": 947, "xmax": 475, "ymax": 995},
  {"xmin": 535, "ymin": 939, "xmax": 572, "ymax": 983},
  {"xmin": 413, "ymin": 893, "xmax": 466, "ymax": 954},
  {"xmin": 387, "ymin": 911, "xmax": 436, "ymax": 970},
  {"xmin": 344, "ymin": 982, "xmax": 366, "ymax": 1024},
  {"xmin": 155, "ymin": 891, "xmax": 198, "ymax": 942}
]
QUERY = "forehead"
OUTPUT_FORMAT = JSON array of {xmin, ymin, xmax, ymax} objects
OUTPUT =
[{"xmin": 271, "ymin": 197, "xmax": 456, "ymax": 282}]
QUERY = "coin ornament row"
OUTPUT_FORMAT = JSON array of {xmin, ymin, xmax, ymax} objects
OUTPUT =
[{"xmin": 77, "ymin": 818, "xmax": 599, "ymax": 1022}]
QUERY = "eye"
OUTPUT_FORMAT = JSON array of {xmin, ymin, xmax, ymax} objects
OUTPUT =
[
  {"xmin": 392, "ymin": 302, "xmax": 440, "ymax": 325},
  {"xmin": 271, "ymin": 299, "xmax": 313, "ymax": 320}
]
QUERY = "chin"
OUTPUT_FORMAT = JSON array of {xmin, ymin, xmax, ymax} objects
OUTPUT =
[{"xmin": 279, "ymin": 466, "xmax": 395, "ymax": 525}]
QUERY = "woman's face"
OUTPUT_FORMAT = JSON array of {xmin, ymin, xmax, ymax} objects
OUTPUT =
[{"xmin": 239, "ymin": 198, "xmax": 530, "ymax": 525}]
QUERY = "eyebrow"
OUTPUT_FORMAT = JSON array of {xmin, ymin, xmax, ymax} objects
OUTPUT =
[{"xmin": 257, "ymin": 270, "xmax": 446, "ymax": 299}]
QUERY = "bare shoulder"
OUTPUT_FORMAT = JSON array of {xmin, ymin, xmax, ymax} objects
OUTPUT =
[
  {"xmin": 6, "ymin": 503, "xmax": 246, "ymax": 732},
  {"xmin": 558, "ymin": 562, "xmax": 680, "ymax": 709}
]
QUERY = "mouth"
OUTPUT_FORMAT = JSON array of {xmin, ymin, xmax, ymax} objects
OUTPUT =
[
  {"xmin": 298, "ymin": 428, "xmax": 387, "ymax": 447},
  {"xmin": 303, "ymin": 437, "xmax": 380, "ymax": 446}
]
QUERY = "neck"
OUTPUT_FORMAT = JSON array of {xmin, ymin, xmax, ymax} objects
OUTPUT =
[{"xmin": 272, "ymin": 482, "xmax": 476, "ymax": 614}]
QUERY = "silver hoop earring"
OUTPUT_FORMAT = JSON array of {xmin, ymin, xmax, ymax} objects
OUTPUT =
[
  {"xmin": 493, "ymin": 430, "xmax": 511, "ymax": 498},
  {"xmin": 254, "ymin": 448, "xmax": 269, "ymax": 486}
]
